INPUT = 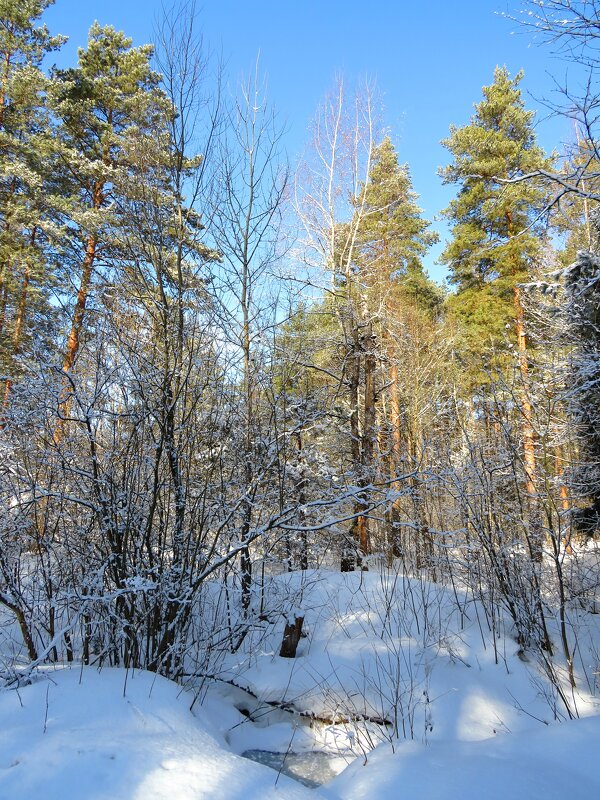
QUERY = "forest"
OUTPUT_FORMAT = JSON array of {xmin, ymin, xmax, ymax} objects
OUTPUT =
[{"xmin": 1, "ymin": 1, "xmax": 600, "ymax": 797}]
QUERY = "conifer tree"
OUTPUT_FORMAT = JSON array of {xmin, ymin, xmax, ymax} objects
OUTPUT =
[
  {"xmin": 356, "ymin": 136, "xmax": 438, "ymax": 307},
  {"xmin": 323, "ymin": 134, "xmax": 439, "ymax": 564},
  {"xmin": 440, "ymin": 66, "xmax": 553, "ymax": 557},
  {"xmin": 355, "ymin": 136, "xmax": 441, "ymax": 561},
  {"xmin": 355, "ymin": 134, "xmax": 440, "ymax": 444},
  {"xmin": 440, "ymin": 67, "xmax": 551, "ymax": 369},
  {"xmin": 49, "ymin": 23, "xmax": 167, "ymax": 381},
  {"xmin": 297, "ymin": 119, "xmax": 440, "ymax": 567},
  {"xmin": 40, "ymin": 18, "xmax": 220, "ymax": 673},
  {"xmin": 0, "ymin": 0, "xmax": 65, "ymax": 405}
]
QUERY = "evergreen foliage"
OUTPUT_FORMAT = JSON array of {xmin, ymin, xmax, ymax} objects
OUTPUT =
[
  {"xmin": 356, "ymin": 136, "xmax": 440, "ymax": 313},
  {"xmin": 0, "ymin": 0, "xmax": 65, "ymax": 392},
  {"xmin": 48, "ymin": 24, "xmax": 171, "ymax": 374},
  {"xmin": 440, "ymin": 67, "xmax": 552, "ymax": 380}
]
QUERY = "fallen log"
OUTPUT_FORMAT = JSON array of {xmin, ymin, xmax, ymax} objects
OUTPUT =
[{"xmin": 200, "ymin": 674, "xmax": 393, "ymax": 727}]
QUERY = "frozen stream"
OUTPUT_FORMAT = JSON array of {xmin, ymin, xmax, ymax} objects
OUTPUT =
[
  {"xmin": 209, "ymin": 680, "xmax": 366, "ymax": 787},
  {"xmin": 242, "ymin": 749, "xmax": 340, "ymax": 788}
]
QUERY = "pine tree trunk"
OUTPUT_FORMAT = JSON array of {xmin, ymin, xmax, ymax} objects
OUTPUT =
[
  {"xmin": 63, "ymin": 232, "xmax": 98, "ymax": 374},
  {"xmin": 293, "ymin": 430, "xmax": 309, "ymax": 570},
  {"xmin": 555, "ymin": 448, "xmax": 572, "ymax": 553},
  {"xmin": 0, "ymin": 36, "xmax": 13, "ymax": 130},
  {"xmin": 0, "ymin": 177, "xmax": 19, "ymax": 403},
  {"xmin": 360, "ymin": 323, "xmax": 376, "ymax": 557},
  {"xmin": 513, "ymin": 284, "xmax": 543, "ymax": 561},
  {"xmin": 389, "ymin": 360, "xmax": 403, "ymax": 469},
  {"xmin": 387, "ymin": 357, "xmax": 404, "ymax": 557},
  {"xmin": 63, "ymin": 180, "xmax": 104, "ymax": 374},
  {"xmin": 506, "ymin": 205, "xmax": 542, "ymax": 561},
  {"xmin": 55, "ymin": 181, "xmax": 103, "ymax": 442},
  {"xmin": 0, "ymin": 269, "xmax": 7, "ymax": 338}
]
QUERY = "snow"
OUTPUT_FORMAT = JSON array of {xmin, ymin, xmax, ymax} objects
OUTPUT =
[
  {"xmin": 216, "ymin": 570, "xmax": 598, "ymax": 743},
  {"xmin": 2, "ymin": 568, "xmax": 600, "ymax": 799},
  {"xmin": 325, "ymin": 715, "xmax": 600, "ymax": 800},
  {"xmin": 0, "ymin": 667, "xmax": 316, "ymax": 800}
]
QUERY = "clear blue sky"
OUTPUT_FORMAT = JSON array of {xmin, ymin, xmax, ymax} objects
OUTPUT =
[{"xmin": 44, "ymin": 0, "xmax": 573, "ymax": 283}]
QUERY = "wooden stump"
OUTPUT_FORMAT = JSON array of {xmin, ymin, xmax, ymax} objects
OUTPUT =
[{"xmin": 279, "ymin": 615, "xmax": 304, "ymax": 658}]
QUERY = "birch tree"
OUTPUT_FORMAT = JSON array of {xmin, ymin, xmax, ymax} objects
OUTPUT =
[{"xmin": 296, "ymin": 78, "xmax": 385, "ymax": 569}]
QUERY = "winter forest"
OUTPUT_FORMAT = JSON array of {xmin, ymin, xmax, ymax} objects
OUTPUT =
[{"xmin": 1, "ymin": 1, "xmax": 600, "ymax": 798}]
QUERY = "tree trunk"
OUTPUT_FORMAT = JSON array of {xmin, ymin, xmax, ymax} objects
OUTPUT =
[
  {"xmin": 279, "ymin": 615, "xmax": 304, "ymax": 658},
  {"xmin": 387, "ymin": 357, "xmax": 404, "ymax": 557},
  {"xmin": 360, "ymin": 323, "xmax": 376, "ymax": 558},
  {"xmin": 63, "ymin": 233, "xmax": 98, "ymax": 374},
  {"xmin": 0, "ymin": 36, "xmax": 13, "ymax": 130},
  {"xmin": 0, "ymin": 594, "xmax": 38, "ymax": 662},
  {"xmin": 343, "ymin": 327, "xmax": 363, "ymax": 571},
  {"xmin": 54, "ymin": 182, "xmax": 103, "ymax": 443},
  {"xmin": 293, "ymin": 430, "xmax": 309, "ymax": 570},
  {"xmin": 63, "ymin": 179, "xmax": 104, "ymax": 375},
  {"xmin": 514, "ymin": 285, "xmax": 543, "ymax": 561}
]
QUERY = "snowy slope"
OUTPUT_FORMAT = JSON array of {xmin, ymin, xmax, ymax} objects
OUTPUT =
[
  {"xmin": 2, "ymin": 662, "xmax": 599, "ymax": 800},
  {"xmin": 2, "ymin": 568, "xmax": 600, "ymax": 799},
  {"xmin": 325, "ymin": 714, "xmax": 600, "ymax": 800},
  {"xmin": 218, "ymin": 569, "xmax": 599, "ymax": 748},
  {"xmin": 0, "ymin": 667, "xmax": 318, "ymax": 800}
]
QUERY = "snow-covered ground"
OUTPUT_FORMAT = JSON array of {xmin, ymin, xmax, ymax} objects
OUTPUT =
[
  {"xmin": 0, "ymin": 667, "xmax": 315, "ymax": 800},
  {"xmin": 216, "ymin": 570, "xmax": 600, "ymax": 744},
  {"xmin": 2, "ymin": 568, "xmax": 600, "ymax": 799},
  {"xmin": 326, "ymin": 714, "xmax": 600, "ymax": 800}
]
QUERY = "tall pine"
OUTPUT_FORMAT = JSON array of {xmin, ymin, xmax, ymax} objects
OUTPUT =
[
  {"xmin": 440, "ymin": 66, "xmax": 552, "ymax": 557},
  {"xmin": 49, "ymin": 23, "xmax": 167, "ymax": 380},
  {"xmin": 0, "ymin": 0, "xmax": 65, "ymax": 406},
  {"xmin": 343, "ymin": 136, "xmax": 439, "ymax": 563}
]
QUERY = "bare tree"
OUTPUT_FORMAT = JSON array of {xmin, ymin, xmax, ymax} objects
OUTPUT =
[
  {"xmin": 507, "ymin": 1, "xmax": 600, "ymax": 210},
  {"xmin": 295, "ymin": 77, "xmax": 384, "ymax": 569},
  {"xmin": 209, "ymin": 60, "xmax": 289, "ymax": 608}
]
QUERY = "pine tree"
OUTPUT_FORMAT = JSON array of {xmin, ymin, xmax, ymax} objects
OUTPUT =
[
  {"xmin": 48, "ymin": 23, "xmax": 167, "ymax": 381},
  {"xmin": 440, "ymin": 67, "xmax": 551, "ymax": 364},
  {"xmin": 356, "ymin": 136, "xmax": 438, "ymax": 307},
  {"xmin": 355, "ymin": 136, "xmax": 441, "ymax": 562},
  {"xmin": 340, "ymin": 136, "xmax": 440, "ymax": 563},
  {"xmin": 0, "ymin": 0, "xmax": 65, "ymax": 406},
  {"xmin": 440, "ymin": 66, "xmax": 553, "ymax": 558}
]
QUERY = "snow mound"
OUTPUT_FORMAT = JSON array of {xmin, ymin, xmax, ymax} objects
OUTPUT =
[
  {"xmin": 326, "ymin": 714, "xmax": 600, "ymax": 800},
  {"xmin": 219, "ymin": 570, "xmax": 598, "ymax": 744},
  {"xmin": 0, "ymin": 667, "xmax": 319, "ymax": 800}
]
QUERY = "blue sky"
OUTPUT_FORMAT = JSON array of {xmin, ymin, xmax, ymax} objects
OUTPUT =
[{"xmin": 44, "ymin": 0, "xmax": 574, "ymax": 283}]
